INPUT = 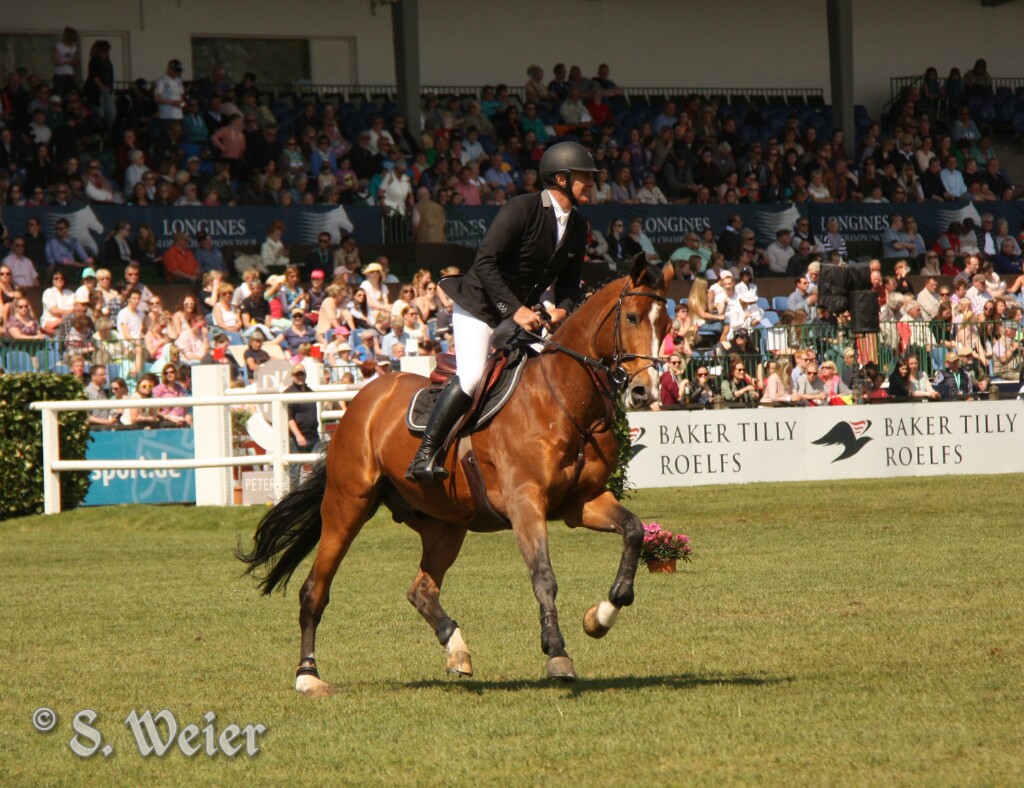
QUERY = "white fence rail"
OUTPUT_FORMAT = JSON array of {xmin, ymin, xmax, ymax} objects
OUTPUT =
[{"xmin": 30, "ymin": 365, "xmax": 360, "ymax": 514}]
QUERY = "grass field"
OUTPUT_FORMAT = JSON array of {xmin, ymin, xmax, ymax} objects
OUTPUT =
[{"xmin": 1, "ymin": 477, "xmax": 1023, "ymax": 785}]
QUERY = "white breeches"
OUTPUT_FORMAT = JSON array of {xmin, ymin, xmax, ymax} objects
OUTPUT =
[{"xmin": 452, "ymin": 304, "xmax": 494, "ymax": 396}]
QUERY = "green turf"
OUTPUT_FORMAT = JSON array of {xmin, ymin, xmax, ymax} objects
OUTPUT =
[{"xmin": 1, "ymin": 477, "xmax": 1023, "ymax": 785}]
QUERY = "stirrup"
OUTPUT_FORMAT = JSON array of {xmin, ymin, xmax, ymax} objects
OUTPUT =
[{"xmin": 405, "ymin": 451, "xmax": 450, "ymax": 482}]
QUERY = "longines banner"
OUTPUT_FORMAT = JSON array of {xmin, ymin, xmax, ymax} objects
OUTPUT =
[
  {"xmin": 0, "ymin": 204, "xmax": 384, "ymax": 254},
  {"xmin": 626, "ymin": 400, "xmax": 1024, "ymax": 488},
  {"xmin": 445, "ymin": 199, "xmax": 1024, "ymax": 251}
]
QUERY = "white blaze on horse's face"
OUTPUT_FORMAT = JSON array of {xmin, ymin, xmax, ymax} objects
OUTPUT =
[{"xmin": 622, "ymin": 295, "xmax": 663, "ymax": 410}]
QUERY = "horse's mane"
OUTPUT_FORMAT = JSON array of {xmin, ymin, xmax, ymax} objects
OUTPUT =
[{"xmin": 549, "ymin": 276, "xmax": 627, "ymax": 351}]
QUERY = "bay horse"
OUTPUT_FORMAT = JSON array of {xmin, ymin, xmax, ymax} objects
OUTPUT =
[{"xmin": 239, "ymin": 256, "xmax": 673, "ymax": 696}]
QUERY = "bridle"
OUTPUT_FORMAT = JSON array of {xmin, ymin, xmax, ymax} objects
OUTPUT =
[{"xmin": 524, "ymin": 279, "xmax": 667, "ymax": 390}]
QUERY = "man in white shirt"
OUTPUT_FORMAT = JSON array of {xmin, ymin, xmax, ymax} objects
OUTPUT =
[
  {"xmin": 765, "ymin": 229, "xmax": 795, "ymax": 274},
  {"xmin": 154, "ymin": 59, "xmax": 185, "ymax": 125},
  {"xmin": 916, "ymin": 277, "xmax": 941, "ymax": 319},
  {"xmin": 3, "ymin": 238, "xmax": 40, "ymax": 288}
]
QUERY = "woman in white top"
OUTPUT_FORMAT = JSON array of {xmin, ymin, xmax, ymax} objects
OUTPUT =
[
  {"xmin": 360, "ymin": 262, "xmax": 390, "ymax": 315},
  {"xmin": 590, "ymin": 168, "xmax": 612, "ymax": 205},
  {"xmin": 212, "ymin": 283, "xmax": 242, "ymax": 336},
  {"xmin": 40, "ymin": 269, "xmax": 76, "ymax": 333},
  {"xmin": 53, "ymin": 27, "xmax": 79, "ymax": 96},
  {"xmin": 260, "ymin": 220, "xmax": 290, "ymax": 270}
]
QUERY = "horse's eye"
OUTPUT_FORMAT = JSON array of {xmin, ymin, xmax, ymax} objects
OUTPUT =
[{"xmin": 626, "ymin": 313, "xmax": 639, "ymax": 326}]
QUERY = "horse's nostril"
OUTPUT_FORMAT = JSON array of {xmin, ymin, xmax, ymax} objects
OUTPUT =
[{"xmin": 631, "ymin": 385, "xmax": 646, "ymax": 398}]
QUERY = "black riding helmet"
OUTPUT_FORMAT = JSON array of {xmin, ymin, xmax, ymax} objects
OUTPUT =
[{"xmin": 539, "ymin": 141, "xmax": 599, "ymax": 205}]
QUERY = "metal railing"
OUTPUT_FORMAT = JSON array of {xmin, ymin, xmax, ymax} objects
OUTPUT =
[
  {"xmin": 112, "ymin": 80, "xmax": 825, "ymax": 107},
  {"xmin": 683, "ymin": 318, "xmax": 1023, "ymax": 382}
]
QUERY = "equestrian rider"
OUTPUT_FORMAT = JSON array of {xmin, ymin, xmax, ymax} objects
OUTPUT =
[{"xmin": 405, "ymin": 141, "xmax": 598, "ymax": 482}]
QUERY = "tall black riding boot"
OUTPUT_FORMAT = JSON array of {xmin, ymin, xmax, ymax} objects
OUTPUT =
[{"xmin": 405, "ymin": 378, "xmax": 473, "ymax": 482}]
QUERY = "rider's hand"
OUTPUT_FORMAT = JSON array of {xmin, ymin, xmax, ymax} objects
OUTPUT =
[
  {"xmin": 513, "ymin": 306, "xmax": 543, "ymax": 331},
  {"xmin": 548, "ymin": 307, "xmax": 568, "ymax": 326}
]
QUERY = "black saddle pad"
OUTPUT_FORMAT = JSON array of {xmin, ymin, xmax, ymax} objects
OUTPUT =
[{"xmin": 406, "ymin": 347, "xmax": 531, "ymax": 435}]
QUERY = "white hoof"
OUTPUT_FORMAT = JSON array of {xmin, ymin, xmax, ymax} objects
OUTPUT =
[
  {"xmin": 295, "ymin": 673, "xmax": 333, "ymax": 697},
  {"xmin": 444, "ymin": 627, "xmax": 474, "ymax": 676}
]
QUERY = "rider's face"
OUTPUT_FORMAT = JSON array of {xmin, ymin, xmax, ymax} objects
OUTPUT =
[{"xmin": 570, "ymin": 171, "xmax": 595, "ymax": 204}]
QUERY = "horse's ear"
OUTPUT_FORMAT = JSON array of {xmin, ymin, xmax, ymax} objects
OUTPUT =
[
  {"xmin": 660, "ymin": 262, "xmax": 675, "ymax": 292},
  {"xmin": 628, "ymin": 252, "xmax": 647, "ymax": 285}
]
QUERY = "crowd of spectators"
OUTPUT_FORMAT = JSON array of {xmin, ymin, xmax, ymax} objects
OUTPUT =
[
  {"xmin": 1, "ymin": 38, "xmax": 1023, "ymax": 427},
  {"xmin": 0, "ymin": 45, "xmax": 1019, "ymax": 220}
]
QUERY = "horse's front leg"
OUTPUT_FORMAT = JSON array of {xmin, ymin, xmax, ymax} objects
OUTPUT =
[
  {"xmin": 564, "ymin": 491, "xmax": 643, "ymax": 640},
  {"xmin": 508, "ymin": 495, "xmax": 576, "ymax": 681}
]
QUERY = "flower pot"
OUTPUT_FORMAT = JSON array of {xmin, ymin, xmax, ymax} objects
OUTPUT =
[{"xmin": 646, "ymin": 559, "xmax": 677, "ymax": 574}]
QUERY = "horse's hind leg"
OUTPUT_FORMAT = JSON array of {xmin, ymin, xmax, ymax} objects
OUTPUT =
[
  {"xmin": 295, "ymin": 487, "xmax": 377, "ymax": 697},
  {"xmin": 406, "ymin": 519, "xmax": 472, "ymax": 676}
]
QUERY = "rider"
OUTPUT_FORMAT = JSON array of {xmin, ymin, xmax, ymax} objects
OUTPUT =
[{"xmin": 405, "ymin": 141, "xmax": 598, "ymax": 482}]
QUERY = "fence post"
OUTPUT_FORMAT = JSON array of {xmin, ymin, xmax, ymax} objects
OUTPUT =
[
  {"xmin": 193, "ymin": 364, "xmax": 232, "ymax": 506},
  {"xmin": 41, "ymin": 409, "xmax": 62, "ymax": 515},
  {"xmin": 271, "ymin": 398, "xmax": 291, "ymax": 501}
]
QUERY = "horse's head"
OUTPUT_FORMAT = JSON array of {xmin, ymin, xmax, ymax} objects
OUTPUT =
[{"xmin": 609, "ymin": 254, "xmax": 673, "ymax": 410}]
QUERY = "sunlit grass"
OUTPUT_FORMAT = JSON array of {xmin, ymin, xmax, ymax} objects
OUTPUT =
[{"xmin": 1, "ymin": 477, "xmax": 1022, "ymax": 785}]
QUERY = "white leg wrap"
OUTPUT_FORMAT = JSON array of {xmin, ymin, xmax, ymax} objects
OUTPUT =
[
  {"xmin": 596, "ymin": 601, "xmax": 619, "ymax": 629},
  {"xmin": 445, "ymin": 627, "xmax": 468, "ymax": 655}
]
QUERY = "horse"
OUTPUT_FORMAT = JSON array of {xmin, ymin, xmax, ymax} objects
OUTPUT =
[{"xmin": 238, "ymin": 255, "xmax": 673, "ymax": 696}]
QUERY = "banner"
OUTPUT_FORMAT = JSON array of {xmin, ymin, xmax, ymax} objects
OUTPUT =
[
  {"xmin": 626, "ymin": 400, "xmax": 1024, "ymax": 488},
  {"xmin": 83, "ymin": 428, "xmax": 196, "ymax": 505},
  {"xmin": 0, "ymin": 204, "xmax": 384, "ymax": 257},
  {"xmin": 445, "ymin": 200, "xmax": 1024, "ymax": 252}
]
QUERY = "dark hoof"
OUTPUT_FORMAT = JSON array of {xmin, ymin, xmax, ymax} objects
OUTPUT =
[{"xmin": 546, "ymin": 656, "xmax": 577, "ymax": 681}]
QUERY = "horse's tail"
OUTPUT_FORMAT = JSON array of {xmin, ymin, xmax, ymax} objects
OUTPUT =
[{"xmin": 237, "ymin": 456, "xmax": 328, "ymax": 595}]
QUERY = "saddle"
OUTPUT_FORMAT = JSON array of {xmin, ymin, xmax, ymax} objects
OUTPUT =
[
  {"xmin": 405, "ymin": 345, "xmax": 532, "ymax": 531},
  {"xmin": 405, "ymin": 346, "xmax": 530, "ymax": 437}
]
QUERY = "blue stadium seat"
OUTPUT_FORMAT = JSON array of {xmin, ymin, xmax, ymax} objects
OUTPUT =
[
  {"xmin": 772, "ymin": 296, "xmax": 789, "ymax": 312},
  {"xmin": 756, "ymin": 297, "xmax": 770, "ymax": 311}
]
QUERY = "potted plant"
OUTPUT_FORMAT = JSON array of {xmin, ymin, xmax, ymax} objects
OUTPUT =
[{"xmin": 640, "ymin": 522, "xmax": 693, "ymax": 573}]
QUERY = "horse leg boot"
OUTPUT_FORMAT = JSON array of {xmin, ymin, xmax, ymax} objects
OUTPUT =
[{"xmin": 405, "ymin": 378, "xmax": 472, "ymax": 482}]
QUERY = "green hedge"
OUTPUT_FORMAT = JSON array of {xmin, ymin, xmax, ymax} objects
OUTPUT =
[{"xmin": 0, "ymin": 373, "xmax": 91, "ymax": 519}]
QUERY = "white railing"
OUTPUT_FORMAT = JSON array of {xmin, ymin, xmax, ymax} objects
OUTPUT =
[{"xmin": 30, "ymin": 365, "xmax": 360, "ymax": 514}]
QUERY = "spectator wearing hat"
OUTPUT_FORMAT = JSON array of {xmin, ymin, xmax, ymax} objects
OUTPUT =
[
  {"xmin": 195, "ymin": 231, "xmax": 226, "ymax": 275},
  {"xmin": 285, "ymin": 365, "xmax": 321, "ymax": 488},
  {"xmin": 73, "ymin": 267, "xmax": 98, "ymax": 306},
  {"xmin": 306, "ymin": 269, "xmax": 327, "ymax": 315},
  {"xmin": 281, "ymin": 308, "xmax": 315, "ymax": 357},
  {"xmin": 154, "ymin": 59, "xmax": 185, "ymax": 128},
  {"xmin": 359, "ymin": 261, "xmax": 390, "ymax": 314},
  {"xmin": 932, "ymin": 351, "xmax": 972, "ymax": 399}
]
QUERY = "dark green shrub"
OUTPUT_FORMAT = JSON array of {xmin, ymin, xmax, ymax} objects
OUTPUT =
[{"xmin": 0, "ymin": 373, "xmax": 91, "ymax": 519}]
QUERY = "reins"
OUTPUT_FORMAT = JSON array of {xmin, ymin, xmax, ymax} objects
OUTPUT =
[
  {"xmin": 520, "ymin": 280, "xmax": 668, "ymax": 485},
  {"xmin": 522, "ymin": 279, "xmax": 667, "ymax": 390}
]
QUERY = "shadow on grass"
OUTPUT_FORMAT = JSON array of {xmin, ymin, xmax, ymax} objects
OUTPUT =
[{"xmin": 400, "ymin": 673, "xmax": 794, "ymax": 695}]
